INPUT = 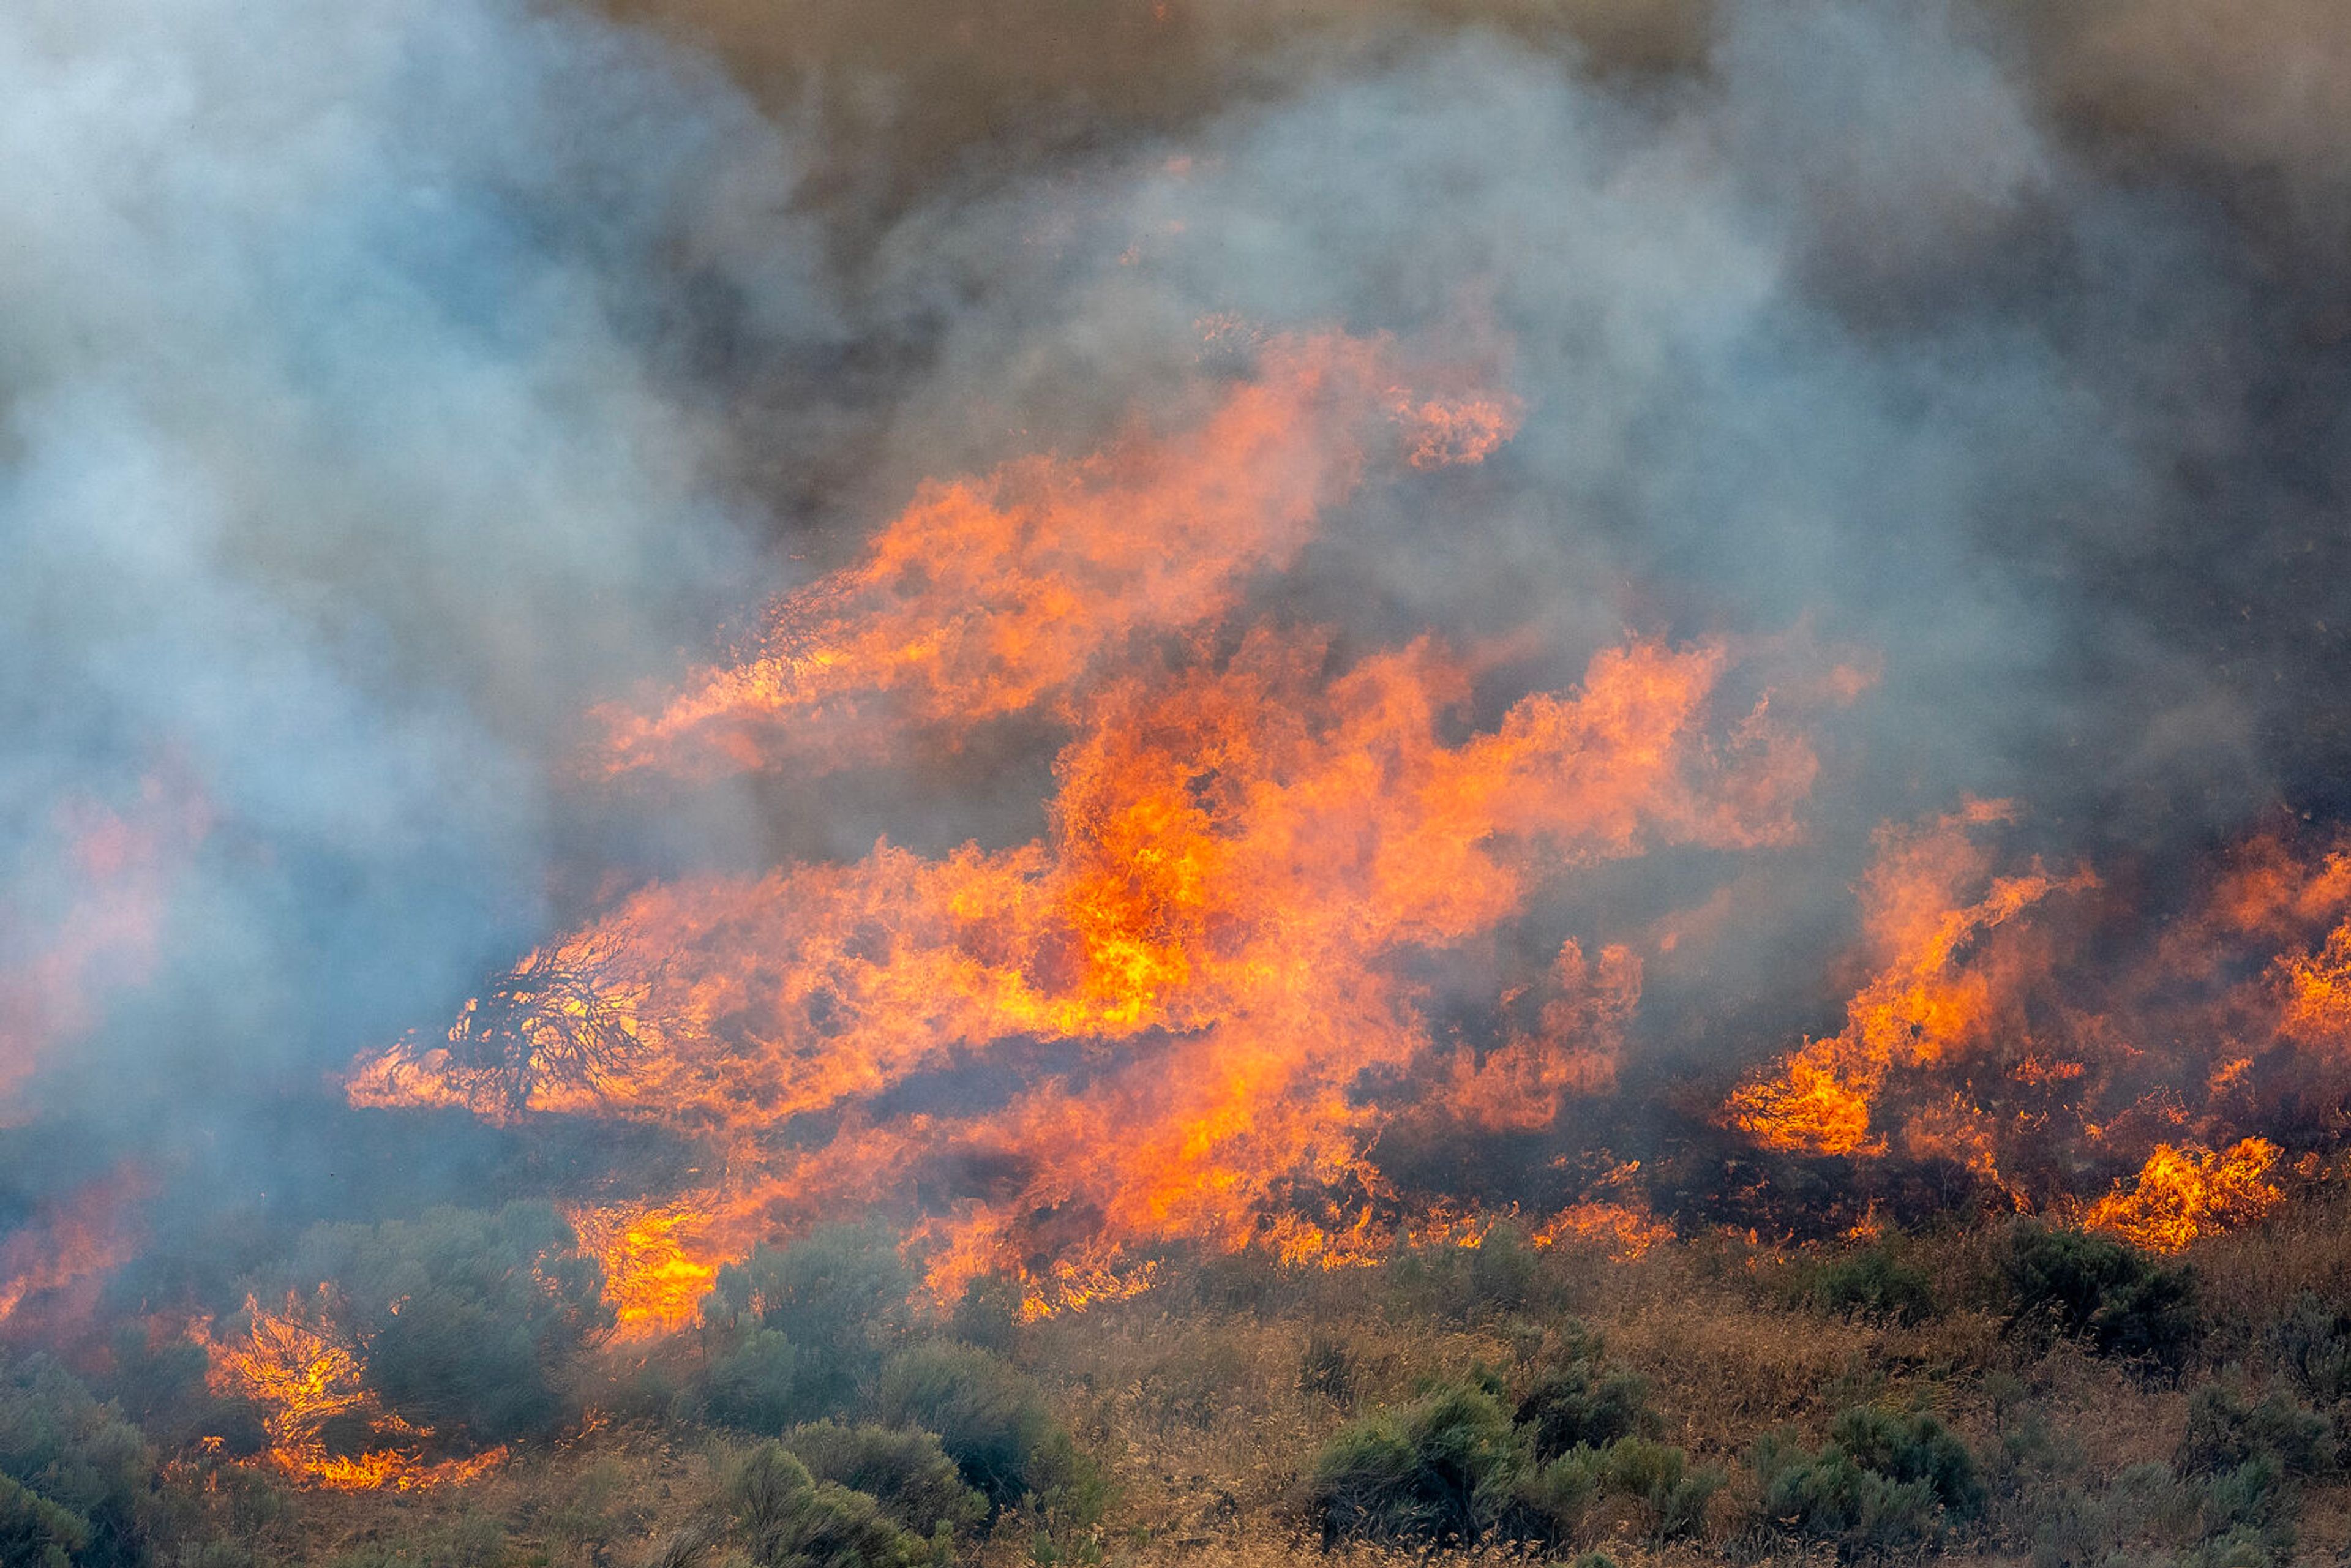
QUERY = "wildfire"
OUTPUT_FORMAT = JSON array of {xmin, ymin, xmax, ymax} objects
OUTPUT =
[
  {"xmin": 352, "ymin": 322, "xmax": 1858, "ymax": 1316},
  {"xmin": 2082, "ymin": 1138, "xmax": 2285, "ymax": 1254},
  {"xmin": 598, "ymin": 329, "xmax": 1521, "ymax": 781},
  {"xmin": 0, "ymin": 1165, "xmax": 149, "ymax": 1330},
  {"xmin": 0, "ymin": 770, "xmax": 208, "ymax": 1116},
  {"xmin": 563, "ymin": 1202, "xmax": 719, "ymax": 1338},
  {"xmin": 197, "ymin": 1292, "xmax": 506, "ymax": 1491},
  {"xmin": 1724, "ymin": 801, "xmax": 2094, "ymax": 1160}
]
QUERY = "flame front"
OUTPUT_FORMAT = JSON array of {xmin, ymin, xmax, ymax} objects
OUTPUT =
[{"xmin": 351, "ymin": 325, "xmax": 1849, "ymax": 1316}]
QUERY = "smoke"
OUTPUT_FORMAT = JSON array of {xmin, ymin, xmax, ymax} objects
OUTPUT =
[{"xmin": 4, "ymin": 0, "xmax": 2351, "ymax": 1315}]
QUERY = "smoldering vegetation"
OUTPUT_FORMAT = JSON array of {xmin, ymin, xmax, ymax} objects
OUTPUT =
[{"xmin": 8, "ymin": 0, "xmax": 2351, "ymax": 1564}]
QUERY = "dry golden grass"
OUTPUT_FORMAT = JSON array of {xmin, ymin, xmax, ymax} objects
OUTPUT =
[{"xmin": 173, "ymin": 1191, "xmax": 2351, "ymax": 1567}]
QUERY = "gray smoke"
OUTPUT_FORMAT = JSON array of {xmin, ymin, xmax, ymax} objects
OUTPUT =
[{"xmin": 2, "ymin": 0, "xmax": 2347, "ymax": 1235}]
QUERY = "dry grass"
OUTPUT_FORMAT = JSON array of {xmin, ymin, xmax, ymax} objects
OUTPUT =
[{"xmin": 169, "ymin": 1191, "xmax": 2351, "ymax": 1567}]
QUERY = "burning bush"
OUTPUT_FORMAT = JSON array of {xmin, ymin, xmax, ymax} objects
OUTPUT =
[{"xmin": 265, "ymin": 1202, "xmax": 612, "ymax": 1446}]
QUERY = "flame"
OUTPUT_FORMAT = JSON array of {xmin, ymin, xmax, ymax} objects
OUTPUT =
[
  {"xmin": 351, "ymin": 322, "xmax": 1865, "ymax": 1316},
  {"xmin": 362, "ymin": 624, "xmax": 1821, "ymax": 1312},
  {"xmin": 0, "ymin": 1165, "xmax": 148, "ymax": 1330},
  {"xmin": 599, "ymin": 330, "xmax": 1518, "ymax": 780},
  {"xmin": 1725, "ymin": 802, "xmax": 2094, "ymax": 1158},
  {"xmin": 563, "ymin": 1201, "xmax": 719, "ymax": 1338},
  {"xmin": 0, "ymin": 772, "xmax": 208, "ymax": 1116},
  {"xmin": 2082, "ymin": 1138, "xmax": 2284, "ymax": 1253},
  {"xmin": 197, "ymin": 1292, "xmax": 506, "ymax": 1491}
]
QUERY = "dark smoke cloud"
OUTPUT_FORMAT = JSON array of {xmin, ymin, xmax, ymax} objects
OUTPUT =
[{"xmin": 3, "ymin": 0, "xmax": 2349, "ymax": 1258}]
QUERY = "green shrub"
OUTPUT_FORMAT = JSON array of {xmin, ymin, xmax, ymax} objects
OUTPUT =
[
  {"xmin": 1514, "ymin": 1360, "xmax": 1658, "ymax": 1461},
  {"xmin": 2179, "ymin": 1385, "xmax": 2334, "ymax": 1479},
  {"xmin": 1758, "ymin": 1435, "xmax": 1941, "ymax": 1557},
  {"xmin": 1303, "ymin": 1382, "xmax": 1524, "ymax": 1548},
  {"xmin": 726, "ymin": 1441, "xmax": 924, "ymax": 1568},
  {"xmin": 0, "ymin": 1472, "xmax": 91, "ymax": 1568},
  {"xmin": 875, "ymin": 1343, "xmax": 1098, "ymax": 1520},
  {"xmin": 0, "ymin": 1350, "xmax": 152, "ymax": 1568},
  {"xmin": 1999, "ymin": 1222, "xmax": 2197, "ymax": 1367},
  {"xmin": 275, "ymin": 1202, "xmax": 611, "ymax": 1443},
  {"xmin": 1506, "ymin": 1447, "xmax": 1600, "ymax": 1543},
  {"xmin": 782, "ymin": 1422, "xmax": 985, "ymax": 1539},
  {"xmin": 1756, "ymin": 1409, "xmax": 1978, "ymax": 1557},
  {"xmin": 2271, "ymin": 1292, "xmax": 2351, "ymax": 1406},
  {"xmin": 1829, "ymin": 1408, "xmax": 1982, "ymax": 1514},
  {"xmin": 947, "ymin": 1277, "xmax": 1022, "ymax": 1357},
  {"xmin": 699, "ymin": 1330, "xmax": 803, "ymax": 1433},
  {"xmin": 1804, "ymin": 1243, "xmax": 1937, "ymax": 1325},
  {"xmin": 707, "ymin": 1226, "xmax": 915, "ymax": 1417},
  {"xmin": 1384, "ymin": 1227, "xmax": 1546, "ymax": 1324},
  {"xmin": 2195, "ymin": 1456, "xmax": 2295, "ymax": 1563},
  {"xmin": 1599, "ymin": 1437, "xmax": 1723, "ymax": 1541}
]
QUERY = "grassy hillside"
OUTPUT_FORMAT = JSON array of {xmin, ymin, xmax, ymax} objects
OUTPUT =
[{"xmin": 23, "ymin": 1187, "xmax": 2351, "ymax": 1568}]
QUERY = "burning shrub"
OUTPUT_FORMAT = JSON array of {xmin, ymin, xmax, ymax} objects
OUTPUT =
[
  {"xmin": 272, "ymin": 1202, "xmax": 612, "ymax": 1445},
  {"xmin": 1303, "ymin": 1381, "xmax": 1524, "ymax": 1548},
  {"xmin": 1998, "ymin": 1221, "xmax": 2199, "ymax": 1367},
  {"xmin": 1755, "ymin": 1407, "xmax": 1980, "ymax": 1558},
  {"xmin": 1799, "ymin": 1241, "xmax": 1938, "ymax": 1326},
  {"xmin": 724, "ymin": 1442, "xmax": 929, "ymax": 1568},
  {"xmin": 781, "ymin": 1422, "xmax": 986, "ymax": 1540},
  {"xmin": 705, "ymin": 1226, "xmax": 915, "ymax": 1418},
  {"xmin": 874, "ymin": 1343, "xmax": 1099, "ymax": 1521},
  {"xmin": 0, "ymin": 1350, "xmax": 152, "ymax": 1568}
]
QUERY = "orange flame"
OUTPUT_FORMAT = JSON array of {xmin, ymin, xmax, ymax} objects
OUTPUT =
[
  {"xmin": 1725, "ymin": 801, "xmax": 2094, "ymax": 1158},
  {"xmin": 599, "ymin": 331, "xmax": 1518, "ymax": 780},
  {"xmin": 2082, "ymin": 1138, "xmax": 2284, "ymax": 1253},
  {"xmin": 196, "ymin": 1291, "xmax": 507, "ymax": 1491}
]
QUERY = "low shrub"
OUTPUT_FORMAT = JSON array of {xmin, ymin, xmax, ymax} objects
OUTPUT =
[
  {"xmin": 1829, "ymin": 1408, "xmax": 1982, "ymax": 1514},
  {"xmin": 782, "ymin": 1422, "xmax": 986, "ymax": 1539},
  {"xmin": 1303, "ymin": 1382, "xmax": 1523, "ymax": 1548},
  {"xmin": 1804, "ymin": 1242, "xmax": 1938, "ymax": 1326},
  {"xmin": 1757, "ymin": 1408, "xmax": 1980, "ymax": 1557},
  {"xmin": 1999, "ymin": 1221, "xmax": 2197, "ymax": 1367},
  {"xmin": 274, "ymin": 1202, "xmax": 612, "ymax": 1444},
  {"xmin": 0, "ymin": 1350, "xmax": 153, "ymax": 1568},
  {"xmin": 726, "ymin": 1442, "xmax": 926, "ymax": 1568},
  {"xmin": 697, "ymin": 1329, "xmax": 801, "ymax": 1433},
  {"xmin": 2271, "ymin": 1292, "xmax": 2351, "ymax": 1405},
  {"xmin": 875, "ymin": 1343, "xmax": 1100, "ymax": 1520},
  {"xmin": 1514, "ymin": 1359, "xmax": 1658, "ymax": 1461},
  {"xmin": 2179, "ymin": 1384, "xmax": 2334, "ymax": 1479},
  {"xmin": 705, "ymin": 1226, "xmax": 916, "ymax": 1419}
]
